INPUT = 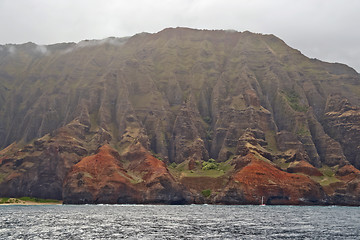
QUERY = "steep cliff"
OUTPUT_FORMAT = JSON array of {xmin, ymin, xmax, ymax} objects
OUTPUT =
[{"xmin": 1, "ymin": 28, "xmax": 359, "ymax": 205}]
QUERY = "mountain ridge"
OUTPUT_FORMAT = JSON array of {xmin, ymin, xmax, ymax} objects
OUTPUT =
[{"xmin": 0, "ymin": 28, "xmax": 359, "ymax": 205}]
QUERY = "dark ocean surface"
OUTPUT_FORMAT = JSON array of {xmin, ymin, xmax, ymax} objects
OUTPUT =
[{"xmin": 0, "ymin": 205, "xmax": 359, "ymax": 239}]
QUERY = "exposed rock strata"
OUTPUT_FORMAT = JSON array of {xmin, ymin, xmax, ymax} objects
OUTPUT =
[
  {"xmin": 1, "ymin": 28, "xmax": 360, "ymax": 205},
  {"xmin": 215, "ymin": 154, "xmax": 327, "ymax": 205}
]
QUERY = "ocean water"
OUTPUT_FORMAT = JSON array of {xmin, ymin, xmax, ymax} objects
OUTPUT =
[{"xmin": 0, "ymin": 205, "xmax": 359, "ymax": 239}]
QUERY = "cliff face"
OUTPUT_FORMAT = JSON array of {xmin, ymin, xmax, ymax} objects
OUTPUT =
[{"xmin": 1, "ymin": 28, "xmax": 359, "ymax": 205}]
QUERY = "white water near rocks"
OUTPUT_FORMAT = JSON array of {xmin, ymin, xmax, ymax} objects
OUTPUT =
[{"xmin": 0, "ymin": 205, "xmax": 359, "ymax": 239}]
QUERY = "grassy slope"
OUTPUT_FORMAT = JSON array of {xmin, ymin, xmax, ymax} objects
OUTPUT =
[{"xmin": 0, "ymin": 197, "xmax": 61, "ymax": 204}]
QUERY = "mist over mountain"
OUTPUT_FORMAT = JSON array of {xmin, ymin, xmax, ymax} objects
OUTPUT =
[{"xmin": 1, "ymin": 28, "xmax": 359, "ymax": 205}]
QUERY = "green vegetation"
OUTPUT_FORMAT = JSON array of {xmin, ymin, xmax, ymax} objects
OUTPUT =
[
  {"xmin": 296, "ymin": 125, "xmax": 311, "ymax": 136},
  {"xmin": 123, "ymin": 170, "xmax": 144, "ymax": 184},
  {"xmin": 89, "ymin": 112, "xmax": 99, "ymax": 132},
  {"xmin": 217, "ymin": 162, "xmax": 233, "ymax": 172},
  {"xmin": 174, "ymin": 161, "xmax": 187, "ymax": 172},
  {"xmin": 311, "ymin": 165, "xmax": 340, "ymax": 186},
  {"xmin": 311, "ymin": 175, "xmax": 341, "ymax": 186},
  {"xmin": 206, "ymin": 130, "xmax": 213, "ymax": 141},
  {"xmin": 203, "ymin": 116, "xmax": 212, "ymax": 124},
  {"xmin": 202, "ymin": 158, "xmax": 219, "ymax": 170},
  {"xmin": 169, "ymin": 162, "xmax": 177, "ymax": 168},
  {"xmin": 319, "ymin": 165, "xmax": 338, "ymax": 177},
  {"xmin": 151, "ymin": 152, "xmax": 163, "ymax": 161},
  {"xmin": 201, "ymin": 189, "xmax": 211, "ymax": 198},
  {"xmin": 229, "ymin": 95, "xmax": 247, "ymax": 110},
  {"xmin": 0, "ymin": 197, "xmax": 60, "ymax": 204},
  {"xmin": 18, "ymin": 197, "xmax": 60, "ymax": 203},
  {"xmin": 168, "ymin": 159, "xmax": 233, "ymax": 178},
  {"xmin": 184, "ymin": 169, "xmax": 224, "ymax": 178},
  {"xmin": 283, "ymin": 90, "xmax": 308, "ymax": 112},
  {"xmin": 273, "ymin": 158, "xmax": 291, "ymax": 170},
  {"xmin": 127, "ymin": 176, "xmax": 143, "ymax": 184},
  {"xmin": 0, "ymin": 198, "xmax": 11, "ymax": 204},
  {"xmin": 265, "ymin": 130, "xmax": 278, "ymax": 152},
  {"xmin": 343, "ymin": 83, "xmax": 360, "ymax": 96}
]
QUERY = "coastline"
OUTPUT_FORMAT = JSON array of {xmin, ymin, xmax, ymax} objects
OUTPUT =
[
  {"xmin": 0, "ymin": 198, "xmax": 62, "ymax": 206},
  {"xmin": 0, "ymin": 202, "xmax": 63, "ymax": 206}
]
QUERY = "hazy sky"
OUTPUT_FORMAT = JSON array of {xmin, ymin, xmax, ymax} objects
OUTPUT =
[{"xmin": 1, "ymin": 0, "xmax": 359, "ymax": 72}]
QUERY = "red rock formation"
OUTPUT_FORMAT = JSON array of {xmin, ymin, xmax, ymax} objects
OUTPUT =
[
  {"xmin": 63, "ymin": 143, "xmax": 190, "ymax": 204},
  {"xmin": 216, "ymin": 154, "xmax": 326, "ymax": 205},
  {"xmin": 63, "ymin": 145, "xmax": 141, "ymax": 204},
  {"xmin": 126, "ymin": 143, "xmax": 191, "ymax": 204},
  {"xmin": 337, "ymin": 164, "xmax": 360, "ymax": 179},
  {"xmin": 287, "ymin": 161, "xmax": 323, "ymax": 176}
]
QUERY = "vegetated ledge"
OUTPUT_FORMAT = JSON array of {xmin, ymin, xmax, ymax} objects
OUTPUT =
[{"xmin": 59, "ymin": 147, "xmax": 360, "ymax": 206}]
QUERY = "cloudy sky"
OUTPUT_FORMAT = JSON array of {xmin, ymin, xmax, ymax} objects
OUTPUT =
[{"xmin": 1, "ymin": 0, "xmax": 359, "ymax": 72}]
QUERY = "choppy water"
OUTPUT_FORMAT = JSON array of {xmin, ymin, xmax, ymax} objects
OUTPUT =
[{"xmin": 0, "ymin": 205, "xmax": 359, "ymax": 239}]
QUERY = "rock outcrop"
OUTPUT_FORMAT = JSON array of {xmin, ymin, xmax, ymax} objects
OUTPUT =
[
  {"xmin": 63, "ymin": 145, "xmax": 141, "ymax": 204},
  {"xmin": 215, "ymin": 154, "xmax": 327, "ymax": 205},
  {"xmin": 63, "ymin": 143, "xmax": 190, "ymax": 204},
  {"xmin": 1, "ymin": 28, "xmax": 360, "ymax": 205}
]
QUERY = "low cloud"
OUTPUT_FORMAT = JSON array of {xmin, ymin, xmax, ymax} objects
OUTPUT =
[
  {"xmin": 61, "ymin": 36, "xmax": 129, "ymax": 55},
  {"xmin": 7, "ymin": 46, "xmax": 16, "ymax": 55},
  {"xmin": 76, "ymin": 37, "xmax": 129, "ymax": 48},
  {"xmin": 35, "ymin": 45, "xmax": 49, "ymax": 55},
  {"xmin": 0, "ymin": 0, "xmax": 359, "ymax": 72}
]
